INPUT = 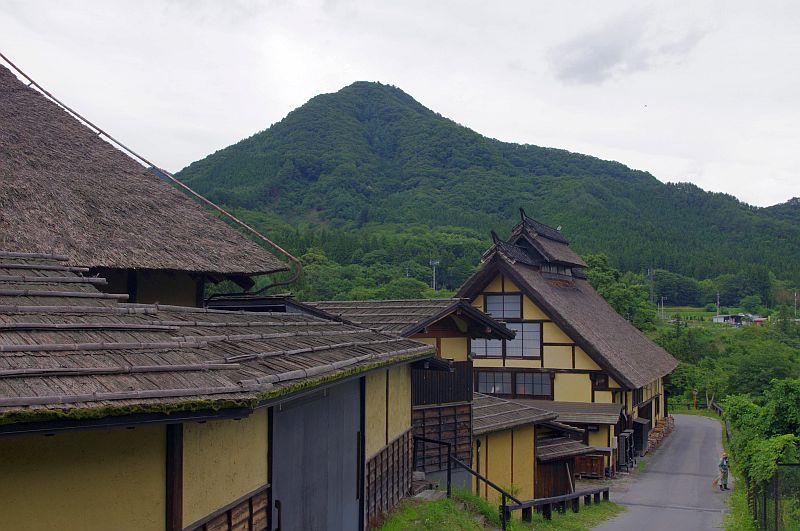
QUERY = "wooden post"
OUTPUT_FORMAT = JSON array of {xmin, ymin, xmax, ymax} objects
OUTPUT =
[
  {"xmin": 603, "ymin": 489, "xmax": 609, "ymax": 501},
  {"xmin": 542, "ymin": 503, "xmax": 552, "ymax": 520},
  {"xmin": 584, "ymin": 494, "xmax": 592, "ymax": 505},
  {"xmin": 521, "ymin": 507, "xmax": 532, "ymax": 522},
  {"xmin": 593, "ymin": 492, "xmax": 601, "ymax": 503},
  {"xmin": 166, "ymin": 424, "xmax": 183, "ymax": 531},
  {"xmin": 571, "ymin": 498, "xmax": 580, "ymax": 512}
]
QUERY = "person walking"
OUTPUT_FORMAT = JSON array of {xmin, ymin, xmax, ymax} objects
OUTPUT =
[{"xmin": 718, "ymin": 452, "xmax": 730, "ymax": 490}]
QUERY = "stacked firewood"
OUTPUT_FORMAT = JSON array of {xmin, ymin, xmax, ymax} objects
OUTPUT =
[{"xmin": 647, "ymin": 416, "xmax": 675, "ymax": 451}]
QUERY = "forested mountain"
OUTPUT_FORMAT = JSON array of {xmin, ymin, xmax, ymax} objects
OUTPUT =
[
  {"xmin": 177, "ymin": 82, "xmax": 800, "ymax": 290},
  {"xmin": 765, "ymin": 197, "xmax": 800, "ymax": 224}
]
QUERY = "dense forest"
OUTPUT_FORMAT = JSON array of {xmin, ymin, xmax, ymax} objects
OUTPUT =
[{"xmin": 178, "ymin": 81, "xmax": 800, "ymax": 294}]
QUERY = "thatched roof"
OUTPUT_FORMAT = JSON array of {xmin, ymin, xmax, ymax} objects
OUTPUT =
[
  {"xmin": 0, "ymin": 65, "xmax": 286, "ymax": 276},
  {"xmin": 511, "ymin": 399, "xmax": 623, "ymax": 425},
  {"xmin": 508, "ymin": 210, "xmax": 587, "ymax": 268},
  {"xmin": 472, "ymin": 392, "xmax": 556, "ymax": 435},
  {"xmin": 305, "ymin": 299, "xmax": 515, "ymax": 339},
  {"xmin": 458, "ymin": 230, "xmax": 678, "ymax": 389},
  {"xmin": 0, "ymin": 251, "xmax": 433, "ymax": 424}
]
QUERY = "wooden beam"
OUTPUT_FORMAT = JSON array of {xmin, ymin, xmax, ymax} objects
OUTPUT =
[{"xmin": 166, "ymin": 423, "xmax": 183, "ymax": 531}]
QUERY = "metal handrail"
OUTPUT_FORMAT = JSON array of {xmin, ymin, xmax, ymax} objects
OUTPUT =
[
  {"xmin": 449, "ymin": 455, "xmax": 521, "ymax": 530},
  {"xmin": 413, "ymin": 436, "xmax": 452, "ymax": 498}
]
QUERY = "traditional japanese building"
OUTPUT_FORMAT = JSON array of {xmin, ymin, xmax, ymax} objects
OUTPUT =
[
  {"xmin": 0, "ymin": 62, "xmax": 433, "ymax": 530},
  {"xmin": 471, "ymin": 393, "xmax": 593, "ymax": 503},
  {"xmin": 456, "ymin": 210, "xmax": 678, "ymax": 474},
  {"xmin": 0, "ymin": 252, "xmax": 434, "ymax": 530},
  {"xmin": 304, "ymin": 298, "xmax": 515, "ymax": 489},
  {"xmin": 0, "ymin": 63, "xmax": 287, "ymax": 306}
]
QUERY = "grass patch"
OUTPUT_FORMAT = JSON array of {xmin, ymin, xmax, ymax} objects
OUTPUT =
[
  {"xmin": 379, "ymin": 497, "xmax": 482, "ymax": 530},
  {"xmin": 379, "ymin": 489, "xmax": 624, "ymax": 530},
  {"xmin": 723, "ymin": 468, "xmax": 756, "ymax": 531}
]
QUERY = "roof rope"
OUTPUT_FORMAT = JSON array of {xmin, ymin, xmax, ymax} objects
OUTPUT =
[{"xmin": 0, "ymin": 51, "xmax": 302, "ymax": 293}]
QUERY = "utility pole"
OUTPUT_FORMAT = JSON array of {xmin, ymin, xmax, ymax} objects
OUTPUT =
[
  {"xmin": 660, "ymin": 296, "xmax": 667, "ymax": 320},
  {"xmin": 429, "ymin": 259, "xmax": 439, "ymax": 290},
  {"xmin": 716, "ymin": 291, "xmax": 720, "ymax": 316},
  {"xmin": 648, "ymin": 268, "xmax": 655, "ymax": 305}
]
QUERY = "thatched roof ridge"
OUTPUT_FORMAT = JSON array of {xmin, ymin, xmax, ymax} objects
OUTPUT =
[
  {"xmin": 0, "ymin": 65, "xmax": 286, "ymax": 276},
  {"xmin": 306, "ymin": 298, "xmax": 515, "ymax": 339},
  {"xmin": 457, "ymin": 248, "xmax": 677, "ymax": 389},
  {"xmin": 510, "ymin": 212, "xmax": 587, "ymax": 268},
  {"xmin": 0, "ymin": 252, "xmax": 434, "ymax": 424}
]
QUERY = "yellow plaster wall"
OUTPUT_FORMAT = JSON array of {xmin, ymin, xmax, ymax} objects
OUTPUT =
[
  {"xmin": 505, "ymin": 358, "xmax": 540, "ymax": 368},
  {"xmin": 522, "ymin": 296, "xmax": 550, "ymax": 320},
  {"xmin": 485, "ymin": 276, "xmax": 504, "ymax": 292},
  {"xmin": 136, "ymin": 270, "xmax": 198, "ymax": 306},
  {"xmin": 504, "ymin": 278, "xmax": 521, "ymax": 292},
  {"xmin": 183, "ymin": 411, "xmax": 268, "ymax": 526},
  {"xmin": 473, "ymin": 294, "xmax": 484, "ymax": 309},
  {"xmin": 387, "ymin": 365, "xmax": 411, "ymax": 442},
  {"xmin": 473, "ymin": 358, "xmax": 505, "ymax": 368},
  {"xmin": 594, "ymin": 390, "xmax": 614, "ymax": 404},
  {"xmin": 543, "ymin": 345, "xmax": 572, "ymax": 369},
  {"xmin": 574, "ymin": 347, "xmax": 601, "ymax": 370},
  {"xmin": 0, "ymin": 425, "xmax": 165, "ymax": 531},
  {"xmin": 554, "ymin": 373, "xmax": 592, "ymax": 402},
  {"xmin": 365, "ymin": 371, "xmax": 387, "ymax": 457},
  {"xmin": 608, "ymin": 376, "xmax": 621, "ymax": 388},
  {"xmin": 473, "ymin": 427, "xmax": 536, "ymax": 505},
  {"xmin": 440, "ymin": 337, "xmax": 469, "ymax": 361},
  {"xmin": 473, "ymin": 431, "xmax": 513, "ymax": 504},
  {"xmin": 511, "ymin": 426, "xmax": 536, "ymax": 500},
  {"xmin": 542, "ymin": 322, "xmax": 572, "ymax": 344}
]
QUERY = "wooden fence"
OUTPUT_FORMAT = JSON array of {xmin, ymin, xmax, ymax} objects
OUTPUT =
[{"xmin": 365, "ymin": 428, "xmax": 413, "ymax": 528}]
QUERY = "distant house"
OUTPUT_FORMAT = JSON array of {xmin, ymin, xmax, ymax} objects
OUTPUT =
[
  {"xmin": 713, "ymin": 314, "xmax": 757, "ymax": 326},
  {"xmin": 456, "ymin": 210, "xmax": 678, "ymax": 475}
]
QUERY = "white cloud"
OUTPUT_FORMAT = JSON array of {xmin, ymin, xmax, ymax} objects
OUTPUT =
[{"xmin": 1, "ymin": 0, "xmax": 798, "ymax": 206}]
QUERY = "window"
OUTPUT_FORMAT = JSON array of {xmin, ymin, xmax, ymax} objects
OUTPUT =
[
  {"xmin": 471, "ymin": 338, "xmax": 503, "ymax": 357},
  {"xmin": 477, "ymin": 371, "xmax": 512, "ymax": 395},
  {"xmin": 516, "ymin": 372, "xmax": 551, "ymax": 398},
  {"xmin": 506, "ymin": 322, "xmax": 541, "ymax": 358},
  {"xmin": 593, "ymin": 373, "xmax": 609, "ymax": 389},
  {"xmin": 485, "ymin": 294, "xmax": 521, "ymax": 319}
]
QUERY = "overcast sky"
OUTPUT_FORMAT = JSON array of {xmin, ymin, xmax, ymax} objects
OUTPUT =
[{"xmin": 2, "ymin": 0, "xmax": 799, "ymax": 207}]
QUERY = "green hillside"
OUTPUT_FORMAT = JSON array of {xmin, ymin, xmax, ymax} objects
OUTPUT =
[{"xmin": 177, "ymin": 82, "xmax": 800, "ymax": 289}]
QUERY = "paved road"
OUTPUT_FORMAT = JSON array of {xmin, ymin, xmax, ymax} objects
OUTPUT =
[{"xmin": 593, "ymin": 415, "xmax": 731, "ymax": 531}]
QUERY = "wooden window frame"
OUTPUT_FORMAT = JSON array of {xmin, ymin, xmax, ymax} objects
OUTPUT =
[
  {"xmin": 474, "ymin": 368, "xmax": 554, "ymax": 400},
  {"xmin": 473, "ymin": 292, "xmax": 543, "ymax": 360}
]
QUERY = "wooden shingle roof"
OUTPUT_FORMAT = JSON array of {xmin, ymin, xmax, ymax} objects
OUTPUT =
[
  {"xmin": 305, "ymin": 299, "xmax": 515, "ymax": 339},
  {"xmin": 511, "ymin": 399, "xmax": 624, "ymax": 425},
  {"xmin": 0, "ymin": 65, "xmax": 286, "ymax": 276},
  {"xmin": 0, "ymin": 251, "xmax": 434, "ymax": 424},
  {"xmin": 536, "ymin": 436, "xmax": 594, "ymax": 462},
  {"xmin": 472, "ymin": 392, "xmax": 557, "ymax": 435}
]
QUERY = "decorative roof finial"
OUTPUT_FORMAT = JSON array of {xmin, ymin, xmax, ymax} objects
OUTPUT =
[
  {"xmin": 519, "ymin": 207, "xmax": 527, "ymax": 221},
  {"xmin": 490, "ymin": 230, "xmax": 501, "ymax": 244}
]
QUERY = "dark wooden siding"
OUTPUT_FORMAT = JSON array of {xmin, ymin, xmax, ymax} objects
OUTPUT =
[
  {"xmin": 535, "ymin": 459, "xmax": 574, "ymax": 499},
  {"xmin": 182, "ymin": 484, "xmax": 269, "ymax": 531},
  {"xmin": 412, "ymin": 361, "xmax": 472, "ymax": 406},
  {"xmin": 412, "ymin": 403, "xmax": 472, "ymax": 472},
  {"xmin": 365, "ymin": 428, "xmax": 413, "ymax": 528}
]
